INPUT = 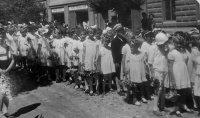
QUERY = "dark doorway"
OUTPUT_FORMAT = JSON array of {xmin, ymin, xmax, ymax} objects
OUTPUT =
[
  {"xmin": 76, "ymin": 10, "xmax": 89, "ymax": 26},
  {"xmin": 53, "ymin": 13, "xmax": 64, "ymax": 25}
]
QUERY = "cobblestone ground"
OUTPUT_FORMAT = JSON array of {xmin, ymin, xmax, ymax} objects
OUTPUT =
[{"xmin": 7, "ymin": 81, "xmax": 200, "ymax": 118}]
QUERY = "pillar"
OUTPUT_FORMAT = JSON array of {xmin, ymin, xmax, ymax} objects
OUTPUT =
[
  {"xmin": 131, "ymin": 9, "xmax": 142, "ymax": 32},
  {"xmin": 46, "ymin": 0, "xmax": 52, "ymax": 22},
  {"xmin": 64, "ymin": 5, "xmax": 69, "ymax": 25},
  {"xmin": 47, "ymin": 8, "xmax": 52, "ymax": 22},
  {"xmin": 88, "ymin": 10, "xmax": 95, "ymax": 26}
]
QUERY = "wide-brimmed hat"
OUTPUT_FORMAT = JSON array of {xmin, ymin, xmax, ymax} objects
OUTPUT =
[{"xmin": 155, "ymin": 32, "xmax": 168, "ymax": 45}]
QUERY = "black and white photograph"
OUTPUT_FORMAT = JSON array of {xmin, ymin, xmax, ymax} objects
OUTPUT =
[{"xmin": 0, "ymin": 0, "xmax": 200, "ymax": 118}]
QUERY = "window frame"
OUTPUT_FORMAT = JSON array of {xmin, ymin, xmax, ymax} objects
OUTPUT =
[{"xmin": 163, "ymin": 0, "xmax": 176, "ymax": 21}]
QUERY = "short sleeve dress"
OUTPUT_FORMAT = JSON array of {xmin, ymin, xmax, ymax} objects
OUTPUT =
[
  {"xmin": 127, "ymin": 52, "xmax": 147, "ymax": 83},
  {"xmin": 83, "ymin": 38, "xmax": 97, "ymax": 71},
  {"xmin": 100, "ymin": 46, "xmax": 115, "ymax": 75},
  {"xmin": 194, "ymin": 56, "xmax": 200, "ymax": 96},
  {"xmin": 168, "ymin": 49, "xmax": 191, "ymax": 89},
  {"xmin": 120, "ymin": 44, "xmax": 131, "ymax": 80}
]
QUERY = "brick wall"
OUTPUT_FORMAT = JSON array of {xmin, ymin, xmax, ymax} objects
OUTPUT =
[{"xmin": 147, "ymin": 0, "xmax": 198, "ymax": 28}]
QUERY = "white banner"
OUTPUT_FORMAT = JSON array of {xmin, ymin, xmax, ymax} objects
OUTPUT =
[
  {"xmin": 52, "ymin": 8, "xmax": 64, "ymax": 13},
  {"xmin": 69, "ymin": 5, "xmax": 88, "ymax": 11}
]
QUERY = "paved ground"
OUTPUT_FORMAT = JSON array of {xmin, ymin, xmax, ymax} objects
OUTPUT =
[{"xmin": 7, "ymin": 81, "xmax": 200, "ymax": 118}]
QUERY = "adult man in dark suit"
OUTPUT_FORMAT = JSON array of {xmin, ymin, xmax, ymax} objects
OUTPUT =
[{"xmin": 111, "ymin": 23, "xmax": 127, "ymax": 96}]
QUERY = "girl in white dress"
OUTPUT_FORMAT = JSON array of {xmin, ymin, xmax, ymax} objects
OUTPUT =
[
  {"xmin": 98, "ymin": 33, "xmax": 115, "ymax": 96},
  {"xmin": 191, "ymin": 41, "xmax": 200, "ymax": 116},
  {"xmin": 82, "ymin": 28, "xmax": 98, "ymax": 96},
  {"xmin": 52, "ymin": 28, "xmax": 69, "ymax": 83},
  {"xmin": 37, "ymin": 28, "xmax": 53, "ymax": 83},
  {"xmin": 18, "ymin": 28, "xmax": 29, "ymax": 70},
  {"xmin": 168, "ymin": 36, "xmax": 193, "ymax": 116},
  {"xmin": 125, "ymin": 39, "xmax": 148, "ymax": 106},
  {"xmin": 94, "ymin": 28, "xmax": 102, "ymax": 95},
  {"xmin": 26, "ymin": 25, "xmax": 39, "ymax": 74}
]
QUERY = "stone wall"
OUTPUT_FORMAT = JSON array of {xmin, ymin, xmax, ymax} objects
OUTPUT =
[{"xmin": 147, "ymin": 0, "xmax": 198, "ymax": 28}]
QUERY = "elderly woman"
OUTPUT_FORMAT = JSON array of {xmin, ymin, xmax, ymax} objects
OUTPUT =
[{"xmin": 0, "ymin": 28, "xmax": 15, "ymax": 118}]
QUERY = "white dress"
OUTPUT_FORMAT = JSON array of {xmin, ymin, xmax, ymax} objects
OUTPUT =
[
  {"xmin": 18, "ymin": 36, "xmax": 29, "ymax": 57},
  {"xmin": 194, "ymin": 56, "xmax": 200, "ymax": 96},
  {"xmin": 100, "ymin": 47, "xmax": 115, "ymax": 74},
  {"xmin": 127, "ymin": 52, "xmax": 147, "ymax": 83},
  {"xmin": 121, "ymin": 44, "xmax": 131, "ymax": 80},
  {"xmin": 140, "ymin": 41, "xmax": 150, "ymax": 56},
  {"xmin": 52, "ymin": 38, "xmax": 69, "ymax": 66},
  {"xmin": 168, "ymin": 49, "xmax": 191, "ymax": 89},
  {"xmin": 38, "ymin": 36, "xmax": 52, "ymax": 66},
  {"xmin": 83, "ymin": 38, "xmax": 97, "ymax": 71},
  {"xmin": 26, "ymin": 33, "xmax": 38, "ymax": 60}
]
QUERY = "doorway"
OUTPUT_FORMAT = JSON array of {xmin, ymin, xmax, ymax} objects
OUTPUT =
[{"xmin": 53, "ymin": 13, "xmax": 64, "ymax": 25}]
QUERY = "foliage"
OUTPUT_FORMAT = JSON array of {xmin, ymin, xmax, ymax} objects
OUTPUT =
[
  {"xmin": 0, "ymin": 0, "xmax": 45, "ymax": 24},
  {"xmin": 87, "ymin": 0, "xmax": 146, "ymax": 14}
]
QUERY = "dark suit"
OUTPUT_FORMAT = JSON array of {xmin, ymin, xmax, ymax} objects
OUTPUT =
[{"xmin": 111, "ymin": 34, "xmax": 127, "ymax": 79}]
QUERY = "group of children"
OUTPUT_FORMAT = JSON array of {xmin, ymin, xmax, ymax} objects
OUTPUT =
[{"xmin": 2, "ymin": 21, "xmax": 200, "ymax": 117}]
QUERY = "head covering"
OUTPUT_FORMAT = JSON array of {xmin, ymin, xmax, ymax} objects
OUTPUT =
[
  {"xmin": 113, "ymin": 23, "xmax": 123, "ymax": 31},
  {"xmin": 155, "ymin": 32, "xmax": 168, "ymax": 45},
  {"xmin": 131, "ymin": 39, "xmax": 141, "ymax": 46}
]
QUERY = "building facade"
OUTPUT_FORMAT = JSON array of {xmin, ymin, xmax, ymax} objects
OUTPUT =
[
  {"xmin": 46, "ymin": 0, "xmax": 117, "ymax": 29},
  {"xmin": 145, "ymin": 0, "xmax": 200, "ymax": 33},
  {"xmin": 46, "ymin": 0, "xmax": 200, "ymax": 33}
]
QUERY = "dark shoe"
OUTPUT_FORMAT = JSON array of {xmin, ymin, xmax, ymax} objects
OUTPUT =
[
  {"xmin": 162, "ymin": 107, "xmax": 170, "ymax": 113},
  {"xmin": 56, "ymin": 78, "xmax": 60, "ymax": 83},
  {"xmin": 89, "ymin": 91, "xmax": 94, "ymax": 96},
  {"xmin": 96, "ymin": 91, "xmax": 100, "ymax": 96},
  {"xmin": 85, "ymin": 89, "xmax": 89, "ymax": 94},
  {"xmin": 153, "ymin": 110, "xmax": 163, "ymax": 116},
  {"xmin": 110, "ymin": 88, "xmax": 115, "ymax": 92},
  {"xmin": 124, "ymin": 98, "xmax": 132, "ymax": 104},
  {"xmin": 102, "ymin": 91, "xmax": 106, "ymax": 97},
  {"xmin": 117, "ymin": 91, "xmax": 125, "ymax": 96},
  {"xmin": 170, "ymin": 111, "xmax": 182, "ymax": 117}
]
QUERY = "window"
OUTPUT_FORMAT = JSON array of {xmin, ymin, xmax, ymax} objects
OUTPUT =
[{"xmin": 164, "ymin": 0, "xmax": 176, "ymax": 20}]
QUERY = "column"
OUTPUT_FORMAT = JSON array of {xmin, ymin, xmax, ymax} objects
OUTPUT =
[
  {"xmin": 88, "ymin": 10, "xmax": 95, "ymax": 26},
  {"xmin": 64, "ymin": 5, "xmax": 69, "ymax": 25},
  {"xmin": 131, "ymin": 9, "xmax": 142, "ymax": 32},
  {"xmin": 47, "ymin": 8, "xmax": 52, "ymax": 22},
  {"xmin": 46, "ymin": 0, "xmax": 52, "ymax": 22}
]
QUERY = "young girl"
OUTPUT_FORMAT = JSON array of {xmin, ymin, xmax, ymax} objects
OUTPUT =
[
  {"xmin": 36, "ymin": 28, "xmax": 53, "ymax": 83},
  {"xmin": 148, "ymin": 32, "xmax": 170, "ymax": 116},
  {"xmin": 125, "ymin": 39, "xmax": 148, "ymax": 106},
  {"xmin": 51, "ymin": 28, "xmax": 69, "ymax": 83},
  {"xmin": 98, "ymin": 33, "xmax": 115, "ymax": 96},
  {"xmin": 94, "ymin": 28, "xmax": 102, "ymax": 95},
  {"xmin": 82, "ymin": 28, "xmax": 98, "ymax": 96},
  {"xmin": 18, "ymin": 28, "xmax": 29, "ymax": 70},
  {"xmin": 26, "ymin": 25, "xmax": 39, "ymax": 74},
  {"xmin": 168, "ymin": 35, "xmax": 193, "ymax": 117},
  {"xmin": 191, "ymin": 41, "xmax": 200, "ymax": 116}
]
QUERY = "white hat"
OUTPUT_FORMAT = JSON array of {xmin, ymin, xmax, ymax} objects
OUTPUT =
[{"xmin": 155, "ymin": 32, "xmax": 168, "ymax": 45}]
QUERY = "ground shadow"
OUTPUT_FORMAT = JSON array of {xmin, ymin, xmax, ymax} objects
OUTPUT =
[{"xmin": 11, "ymin": 103, "xmax": 41, "ymax": 117}]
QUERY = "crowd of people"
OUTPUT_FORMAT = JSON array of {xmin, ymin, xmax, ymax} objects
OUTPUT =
[{"xmin": 0, "ymin": 15, "xmax": 200, "ymax": 118}]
